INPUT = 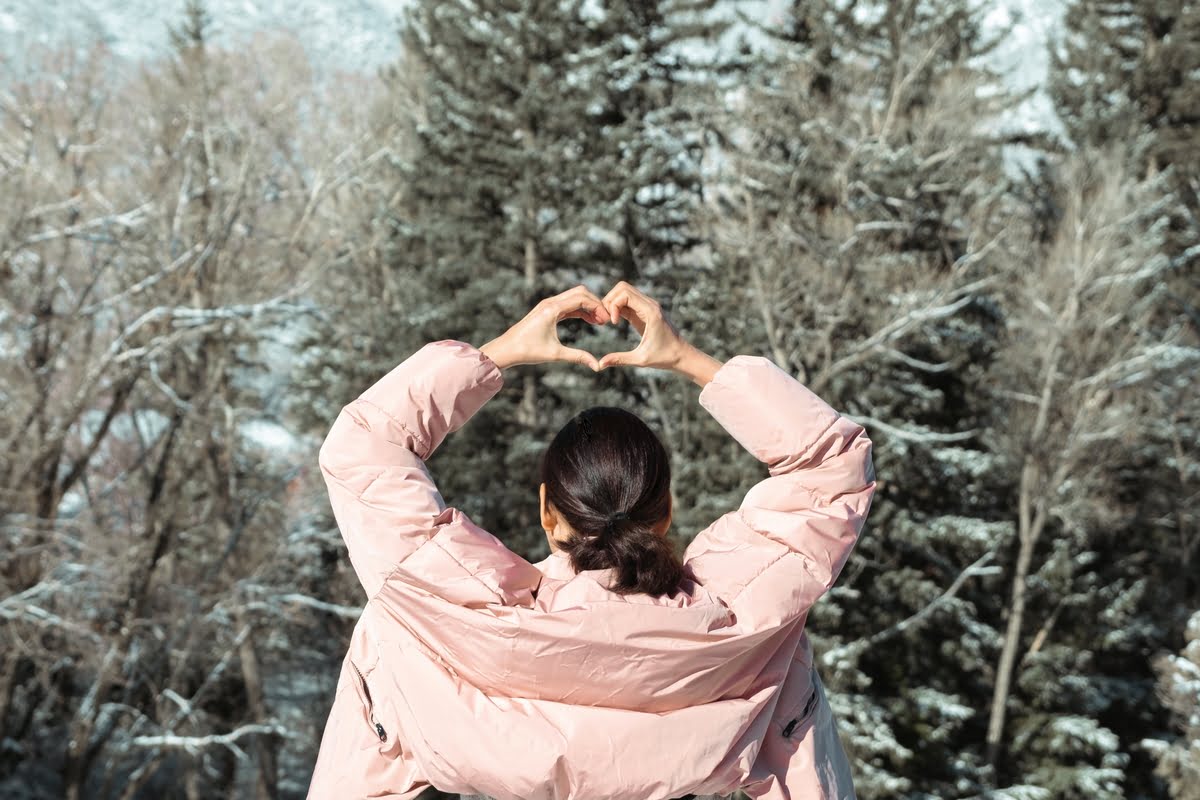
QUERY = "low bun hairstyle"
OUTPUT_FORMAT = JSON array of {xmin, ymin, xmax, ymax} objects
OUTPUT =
[{"xmin": 539, "ymin": 406, "xmax": 688, "ymax": 598}]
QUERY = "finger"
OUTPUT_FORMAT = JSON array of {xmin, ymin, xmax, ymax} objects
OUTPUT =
[
  {"xmin": 604, "ymin": 287, "xmax": 635, "ymax": 326},
  {"xmin": 559, "ymin": 346, "xmax": 601, "ymax": 371},
  {"xmin": 597, "ymin": 347, "xmax": 642, "ymax": 370},
  {"xmin": 601, "ymin": 282, "xmax": 653, "ymax": 323},
  {"xmin": 601, "ymin": 280, "xmax": 637, "ymax": 304},
  {"xmin": 562, "ymin": 285, "xmax": 608, "ymax": 315},
  {"xmin": 562, "ymin": 303, "xmax": 608, "ymax": 325},
  {"xmin": 604, "ymin": 288, "xmax": 651, "ymax": 333},
  {"xmin": 601, "ymin": 284, "xmax": 620, "ymax": 321},
  {"xmin": 550, "ymin": 286, "xmax": 609, "ymax": 324}
]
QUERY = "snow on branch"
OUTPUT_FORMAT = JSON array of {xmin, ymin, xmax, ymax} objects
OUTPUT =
[
  {"xmin": 822, "ymin": 547, "xmax": 1000, "ymax": 667},
  {"xmin": 851, "ymin": 414, "xmax": 978, "ymax": 444},
  {"xmin": 127, "ymin": 722, "xmax": 291, "ymax": 760},
  {"xmin": 247, "ymin": 592, "xmax": 361, "ymax": 620},
  {"xmin": 0, "ymin": 580, "xmax": 103, "ymax": 643}
]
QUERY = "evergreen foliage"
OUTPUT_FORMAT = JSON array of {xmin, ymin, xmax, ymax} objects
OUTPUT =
[
  {"xmin": 2, "ymin": 1, "xmax": 1197, "ymax": 797},
  {"xmin": 293, "ymin": 0, "xmax": 739, "ymax": 556},
  {"xmin": 1049, "ymin": 0, "xmax": 1200, "ymax": 192},
  {"xmin": 702, "ymin": 1, "xmax": 1029, "ymax": 795},
  {"xmin": 1147, "ymin": 609, "xmax": 1200, "ymax": 799},
  {"xmin": 1049, "ymin": 0, "xmax": 1200, "ymax": 308}
]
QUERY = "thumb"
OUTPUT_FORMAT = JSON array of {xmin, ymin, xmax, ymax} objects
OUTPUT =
[
  {"xmin": 561, "ymin": 347, "xmax": 601, "ymax": 372},
  {"xmin": 598, "ymin": 350, "xmax": 634, "ymax": 370}
]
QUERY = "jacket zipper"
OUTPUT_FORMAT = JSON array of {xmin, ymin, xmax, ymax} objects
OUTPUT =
[
  {"xmin": 350, "ymin": 659, "xmax": 388, "ymax": 742},
  {"xmin": 782, "ymin": 687, "xmax": 819, "ymax": 739}
]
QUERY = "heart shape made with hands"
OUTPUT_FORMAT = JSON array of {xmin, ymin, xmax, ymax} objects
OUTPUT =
[
  {"xmin": 484, "ymin": 283, "xmax": 684, "ymax": 372},
  {"xmin": 557, "ymin": 283, "xmax": 685, "ymax": 373}
]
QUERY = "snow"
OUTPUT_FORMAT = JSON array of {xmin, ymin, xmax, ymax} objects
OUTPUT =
[
  {"xmin": 0, "ymin": 0, "xmax": 1068, "ymax": 150},
  {"xmin": 240, "ymin": 418, "xmax": 304, "ymax": 455},
  {"xmin": 0, "ymin": 0, "xmax": 417, "ymax": 77},
  {"xmin": 577, "ymin": 0, "xmax": 605, "ymax": 24},
  {"xmin": 850, "ymin": 2, "xmax": 888, "ymax": 27},
  {"xmin": 932, "ymin": 446, "xmax": 1000, "ymax": 479},
  {"xmin": 1046, "ymin": 715, "xmax": 1121, "ymax": 753},
  {"xmin": 982, "ymin": 0, "xmax": 1067, "ymax": 134},
  {"xmin": 57, "ymin": 486, "xmax": 87, "ymax": 517},
  {"xmin": 911, "ymin": 686, "xmax": 973, "ymax": 722},
  {"xmin": 978, "ymin": 0, "xmax": 1069, "ymax": 176},
  {"xmin": 76, "ymin": 406, "xmax": 171, "ymax": 445},
  {"xmin": 923, "ymin": 514, "xmax": 1014, "ymax": 551},
  {"xmin": 1187, "ymin": 609, "xmax": 1200, "ymax": 642},
  {"xmin": 988, "ymin": 786, "xmax": 1052, "ymax": 800}
]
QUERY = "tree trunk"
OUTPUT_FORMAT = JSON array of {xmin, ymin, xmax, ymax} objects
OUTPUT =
[
  {"xmin": 519, "ymin": 205, "xmax": 538, "ymax": 428},
  {"xmin": 986, "ymin": 457, "xmax": 1047, "ymax": 771},
  {"xmin": 239, "ymin": 615, "xmax": 279, "ymax": 800}
]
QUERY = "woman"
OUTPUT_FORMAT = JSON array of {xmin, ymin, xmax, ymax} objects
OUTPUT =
[{"xmin": 307, "ymin": 282, "xmax": 876, "ymax": 800}]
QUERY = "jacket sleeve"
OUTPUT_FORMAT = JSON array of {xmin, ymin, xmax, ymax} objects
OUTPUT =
[
  {"xmin": 317, "ymin": 339, "xmax": 506, "ymax": 599},
  {"xmin": 682, "ymin": 354, "xmax": 876, "ymax": 630}
]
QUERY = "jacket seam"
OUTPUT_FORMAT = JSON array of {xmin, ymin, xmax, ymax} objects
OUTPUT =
[
  {"xmin": 369, "ymin": 521, "xmax": 502, "ymax": 604},
  {"xmin": 769, "ymin": 411, "xmax": 845, "ymax": 474},
  {"xmin": 352, "ymin": 397, "xmax": 432, "ymax": 460},
  {"xmin": 724, "ymin": 547, "xmax": 790, "ymax": 605},
  {"xmin": 343, "ymin": 466, "xmax": 387, "ymax": 501},
  {"xmin": 369, "ymin": 531, "xmax": 437, "ymax": 604},
  {"xmin": 730, "ymin": 511, "xmax": 832, "ymax": 601},
  {"xmin": 429, "ymin": 530, "xmax": 506, "ymax": 598},
  {"xmin": 435, "ymin": 338, "xmax": 505, "ymax": 396}
]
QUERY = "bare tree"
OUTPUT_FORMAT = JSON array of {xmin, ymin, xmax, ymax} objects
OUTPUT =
[
  {"xmin": 983, "ymin": 149, "xmax": 1199, "ymax": 772},
  {"xmin": 0, "ymin": 11, "xmax": 389, "ymax": 795},
  {"xmin": 690, "ymin": 15, "xmax": 1029, "ymax": 793}
]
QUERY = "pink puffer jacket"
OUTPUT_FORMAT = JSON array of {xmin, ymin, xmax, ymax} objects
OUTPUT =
[{"xmin": 307, "ymin": 339, "xmax": 876, "ymax": 800}]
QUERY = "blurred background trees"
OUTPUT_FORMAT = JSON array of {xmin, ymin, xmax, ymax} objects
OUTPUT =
[{"xmin": 1, "ymin": 0, "xmax": 1196, "ymax": 798}]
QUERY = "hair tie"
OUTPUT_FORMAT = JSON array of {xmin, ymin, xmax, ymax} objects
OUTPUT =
[{"xmin": 604, "ymin": 510, "xmax": 630, "ymax": 537}]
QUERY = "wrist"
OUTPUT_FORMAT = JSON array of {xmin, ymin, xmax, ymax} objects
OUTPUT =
[
  {"xmin": 479, "ymin": 338, "xmax": 517, "ymax": 371},
  {"xmin": 673, "ymin": 344, "xmax": 722, "ymax": 388}
]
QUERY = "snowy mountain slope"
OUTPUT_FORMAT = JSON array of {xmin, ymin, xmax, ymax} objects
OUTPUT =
[
  {"xmin": 4, "ymin": 0, "xmax": 1062, "ymax": 137},
  {"xmin": 981, "ymin": 0, "xmax": 1066, "ymax": 138},
  {"xmin": 0, "ymin": 0, "xmax": 415, "ymax": 75}
]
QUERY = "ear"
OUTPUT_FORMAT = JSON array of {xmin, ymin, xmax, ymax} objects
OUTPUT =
[
  {"xmin": 540, "ymin": 482, "xmax": 554, "ymax": 530},
  {"xmin": 654, "ymin": 492, "xmax": 674, "ymax": 535}
]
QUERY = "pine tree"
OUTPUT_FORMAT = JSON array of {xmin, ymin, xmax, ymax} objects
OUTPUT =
[
  {"xmin": 1050, "ymin": 1, "xmax": 1200, "ymax": 203},
  {"xmin": 983, "ymin": 148, "xmax": 1200, "ymax": 797},
  {"xmin": 697, "ymin": 1, "xmax": 1037, "ymax": 795},
  {"xmin": 1148, "ymin": 609, "xmax": 1200, "ymax": 799},
  {"xmin": 1044, "ymin": 4, "xmax": 1200, "ymax": 795},
  {"xmin": 295, "ymin": 0, "xmax": 740, "ymax": 560},
  {"xmin": 1049, "ymin": 0, "xmax": 1200, "ymax": 325}
]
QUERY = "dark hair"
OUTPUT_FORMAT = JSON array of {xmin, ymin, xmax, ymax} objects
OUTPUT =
[{"xmin": 539, "ymin": 406, "xmax": 688, "ymax": 598}]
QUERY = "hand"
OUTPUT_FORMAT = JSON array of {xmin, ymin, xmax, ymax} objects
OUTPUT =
[
  {"xmin": 480, "ymin": 285, "xmax": 611, "ymax": 371},
  {"xmin": 596, "ymin": 281, "xmax": 689, "ymax": 372}
]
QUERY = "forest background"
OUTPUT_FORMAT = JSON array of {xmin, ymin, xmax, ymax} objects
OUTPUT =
[{"xmin": 1, "ymin": 0, "xmax": 1197, "ymax": 798}]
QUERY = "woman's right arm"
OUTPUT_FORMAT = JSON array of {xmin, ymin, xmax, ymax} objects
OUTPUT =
[
  {"xmin": 682, "ymin": 351, "xmax": 876, "ymax": 629},
  {"xmin": 595, "ymin": 281, "xmax": 876, "ymax": 629},
  {"xmin": 672, "ymin": 343, "xmax": 723, "ymax": 388}
]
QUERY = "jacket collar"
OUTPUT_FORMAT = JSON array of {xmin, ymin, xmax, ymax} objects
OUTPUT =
[
  {"xmin": 535, "ymin": 549, "xmax": 578, "ymax": 580},
  {"xmin": 535, "ymin": 549, "xmax": 618, "ymax": 584}
]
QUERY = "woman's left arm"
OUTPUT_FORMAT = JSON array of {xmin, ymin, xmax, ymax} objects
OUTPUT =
[
  {"xmin": 319, "ymin": 286, "xmax": 609, "ymax": 600},
  {"xmin": 317, "ymin": 339, "xmax": 506, "ymax": 599}
]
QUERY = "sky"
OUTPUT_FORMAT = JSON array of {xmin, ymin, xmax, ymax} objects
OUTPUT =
[{"xmin": 0, "ymin": 0, "xmax": 1065, "ymax": 137}]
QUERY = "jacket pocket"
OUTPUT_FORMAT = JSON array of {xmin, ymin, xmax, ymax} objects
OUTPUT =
[
  {"xmin": 348, "ymin": 657, "xmax": 390, "ymax": 746},
  {"xmin": 781, "ymin": 682, "xmax": 820, "ymax": 739},
  {"xmin": 777, "ymin": 663, "xmax": 820, "ymax": 741}
]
